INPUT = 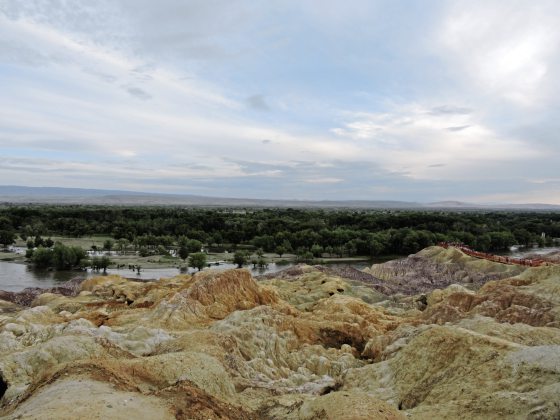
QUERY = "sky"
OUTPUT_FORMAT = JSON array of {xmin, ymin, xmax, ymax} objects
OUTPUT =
[{"xmin": 1, "ymin": 0, "xmax": 560, "ymax": 204}]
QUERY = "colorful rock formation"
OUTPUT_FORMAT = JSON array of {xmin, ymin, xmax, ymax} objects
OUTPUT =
[{"xmin": 0, "ymin": 246, "xmax": 558, "ymax": 419}]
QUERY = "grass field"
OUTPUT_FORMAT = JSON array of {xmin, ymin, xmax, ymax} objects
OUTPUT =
[{"xmin": 14, "ymin": 235, "xmax": 114, "ymax": 249}]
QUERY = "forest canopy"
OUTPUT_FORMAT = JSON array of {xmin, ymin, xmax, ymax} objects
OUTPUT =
[{"xmin": 0, "ymin": 206, "xmax": 559, "ymax": 256}]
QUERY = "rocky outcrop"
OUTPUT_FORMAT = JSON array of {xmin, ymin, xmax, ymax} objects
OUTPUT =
[
  {"xmin": 423, "ymin": 265, "xmax": 560, "ymax": 327},
  {"xmin": 364, "ymin": 246, "xmax": 525, "ymax": 295},
  {"xmin": 0, "ymin": 277, "xmax": 83, "ymax": 307},
  {"xmin": 260, "ymin": 268, "xmax": 386, "ymax": 310},
  {"xmin": 1, "ymin": 260, "xmax": 559, "ymax": 419},
  {"xmin": 344, "ymin": 320, "xmax": 560, "ymax": 419}
]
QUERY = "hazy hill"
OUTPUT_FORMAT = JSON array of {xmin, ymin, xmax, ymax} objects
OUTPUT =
[{"xmin": 1, "ymin": 185, "xmax": 559, "ymax": 209}]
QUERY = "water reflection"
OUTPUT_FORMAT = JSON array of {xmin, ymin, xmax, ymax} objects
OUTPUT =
[
  {"xmin": 0, "ymin": 260, "xmax": 374, "ymax": 292},
  {"xmin": 0, "ymin": 262, "xmax": 85, "ymax": 292},
  {"xmin": 5, "ymin": 245, "xmax": 547, "ymax": 293}
]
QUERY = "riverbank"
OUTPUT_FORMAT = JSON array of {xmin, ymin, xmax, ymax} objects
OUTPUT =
[
  {"xmin": 3, "ymin": 243, "xmax": 557, "ymax": 293},
  {"xmin": 0, "ymin": 255, "xmax": 379, "ymax": 293},
  {"xmin": 3, "ymin": 244, "xmax": 378, "ymax": 269},
  {"xmin": 0, "ymin": 251, "xmax": 26, "ymax": 263}
]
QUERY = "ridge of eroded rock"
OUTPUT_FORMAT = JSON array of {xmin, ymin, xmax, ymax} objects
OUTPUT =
[{"xmin": 0, "ymin": 260, "xmax": 559, "ymax": 419}]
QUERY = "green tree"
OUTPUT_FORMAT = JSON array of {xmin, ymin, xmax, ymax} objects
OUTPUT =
[
  {"xmin": 252, "ymin": 236, "xmax": 274, "ymax": 252},
  {"xmin": 211, "ymin": 232, "xmax": 223, "ymax": 247},
  {"xmin": 343, "ymin": 241, "xmax": 357, "ymax": 257},
  {"xmin": 475, "ymin": 234, "xmax": 492, "ymax": 252},
  {"xmin": 91, "ymin": 255, "xmax": 111, "ymax": 272},
  {"xmin": 513, "ymin": 229, "xmax": 533, "ymax": 247},
  {"xmin": 99, "ymin": 255, "xmax": 111, "ymax": 273},
  {"xmin": 178, "ymin": 245, "xmax": 189, "ymax": 261},
  {"xmin": 34, "ymin": 235, "xmax": 44, "ymax": 248},
  {"xmin": 157, "ymin": 245, "xmax": 169, "ymax": 255},
  {"xmin": 91, "ymin": 255, "xmax": 113, "ymax": 273},
  {"xmin": 0, "ymin": 230, "xmax": 16, "ymax": 249},
  {"xmin": 368, "ymin": 235, "xmax": 384, "ymax": 256},
  {"xmin": 21, "ymin": 225, "xmax": 34, "ymax": 241},
  {"xmin": 281, "ymin": 239, "xmax": 293, "ymax": 253},
  {"xmin": 297, "ymin": 250, "xmax": 314, "ymax": 262},
  {"xmin": 186, "ymin": 239, "xmax": 203, "ymax": 254},
  {"xmin": 52, "ymin": 243, "xmax": 87, "ymax": 270},
  {"xmin": 116, "ymin": 238, "xmax": 129, "ymax": 254},
  {"xmin": 310, "ymin": 244, "xmax": 323, "ymax": 258},
  {"xmin": 103, "ymin": 239, "xmax": 114, "ymax": 252},
  {"xmin": 52, "ymin": 243, "xmax": 73, "ymax": 269},
  {"xmin": 73, "ymin": 246, "xmax": 88, "ymax": 268},
  {"xmin": 32, "ymin": 246, "xmax": 53, "ymax": 268},
  {"xmin": 91, "ymin": 256, "xmax": 101, "ymax": 271},
  {"xmin": 233, "ymin": 251, "xmax": 248, "ymax": 268},
  {"xmin": 189, "ymin": 252, "xmax": 207, "ymax": 271},
  {"xmin": 488, "ymin": 231, "xmax": 516, "ymax": 251},
  {"xmin": 0, "ymin": 216, "xmax": 12, "ymax": 230},
  {"xmin": 275, "ymin": 245, "xmax": 286, "ymax": 258},
  {"xmin": 257, "ymin": 256, "xmax": 268, "ymax": 268},
  {"xmin": 402, "ymin": 231, "xmax": 421, "ymax": 254}
]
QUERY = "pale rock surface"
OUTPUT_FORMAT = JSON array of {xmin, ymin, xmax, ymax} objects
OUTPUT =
[
  {"xmin": 0, "ymin": 260, "xmax": 559, "ymax": 419},
  {"xmin": 297, "ymin": 391, "xmax": 405, "ymax": 420},
  {"xmin": 5, "ymin": 377, "xmax": 175, "ymax": 420}
]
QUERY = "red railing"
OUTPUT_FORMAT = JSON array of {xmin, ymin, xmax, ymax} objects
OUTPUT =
[{"xmin": 437, "ymin": 242, "xmax": 549, "ymax": 267}]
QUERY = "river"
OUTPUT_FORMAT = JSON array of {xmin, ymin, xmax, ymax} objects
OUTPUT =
[
  {"xmin": 2, "ymin": 245, "xmax": 556, "ymax": 293},
  {"xmin": 0, "ymin": 259, "xmax": 375, "ymax": 293}
]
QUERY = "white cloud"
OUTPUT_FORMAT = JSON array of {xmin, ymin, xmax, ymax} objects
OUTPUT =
[
  {"xmin": 0, "ymin": 7, "xmax": 366, "ymax": 173},
  {"xmin": 332, "ymin": 103, "xmax": 539, "ymax": 179},
  {"xmin": 438, "ymin": 0, "xmax": 560, "ymax": 106},
  {"xmin": 1, "ymin": 1, "xmax": 559, "ymax": 202},
  {"xmin": 304, "ymin": 178, "xmax": 343, "ymax": 184}
]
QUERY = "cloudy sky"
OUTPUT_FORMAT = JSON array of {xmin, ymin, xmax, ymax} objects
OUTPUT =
[{"xmin": 1, "ymin": 0, "xmax": 559, "ymax": 203}]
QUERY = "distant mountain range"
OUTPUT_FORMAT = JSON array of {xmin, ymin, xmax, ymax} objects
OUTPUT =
[{"xmin": 1, "ymin": 185, "xmax": 559, "ymax": 210}]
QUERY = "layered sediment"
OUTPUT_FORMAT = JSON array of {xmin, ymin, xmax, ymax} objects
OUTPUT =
[
  {"xmin": 364, "ymin": 246, "xmax": 525, "ymax": 295},
  {"xmin": 0, "ymin": 246, "xmax": 558, "ymax": 419}
]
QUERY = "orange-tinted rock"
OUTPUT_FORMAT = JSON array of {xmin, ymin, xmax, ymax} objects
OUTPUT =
[{"xmin": 423, "ymin": 268, "xmax": 558, "ymax": 327}]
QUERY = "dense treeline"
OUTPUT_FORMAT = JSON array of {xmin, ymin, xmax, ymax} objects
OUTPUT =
[{"xmin": 0, "ymin": 206, "xmax": 559, "ymax": 256}]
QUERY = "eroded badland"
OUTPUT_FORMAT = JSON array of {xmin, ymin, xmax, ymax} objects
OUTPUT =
[{"xmin": 1, "ymin": 246, "xmax": 559, "ymax": 419}]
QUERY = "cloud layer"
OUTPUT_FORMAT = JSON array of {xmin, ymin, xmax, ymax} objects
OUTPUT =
[{"xmin": 1, "ymin": 0, "xmax": 559, "ymax": 203}]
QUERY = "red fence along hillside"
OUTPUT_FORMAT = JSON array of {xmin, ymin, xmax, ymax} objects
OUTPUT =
[{"xmin": 438, "ymin": 242, "xmax": 549, "ymax": 267}]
